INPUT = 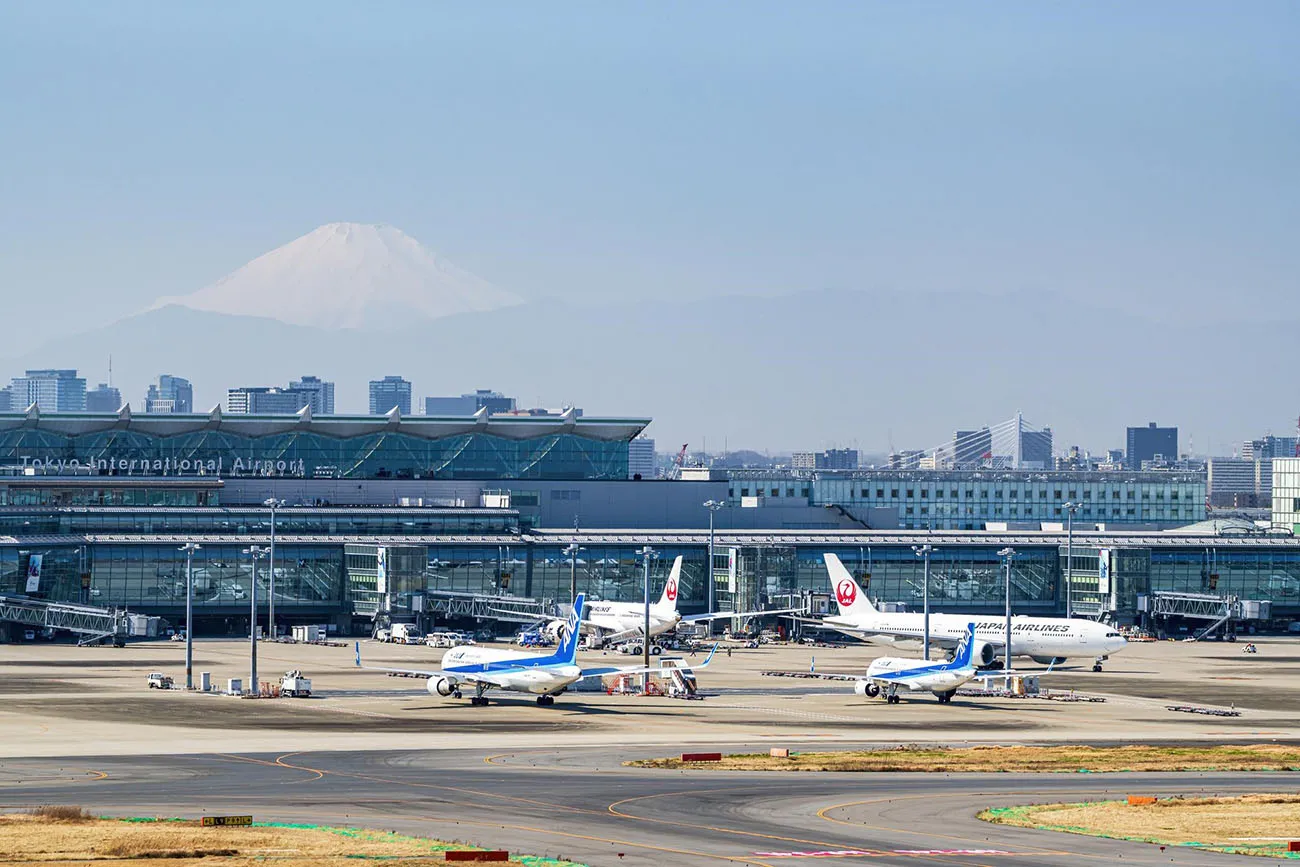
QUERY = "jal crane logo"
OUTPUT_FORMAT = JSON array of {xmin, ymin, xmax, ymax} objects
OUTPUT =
[
  {"xmin": 665, "ymin": 576, "xmax": 678, "ymax": 602},
  {"xmin": 835, "ymin": 578, "xmax": 857, "ymax": 608}
]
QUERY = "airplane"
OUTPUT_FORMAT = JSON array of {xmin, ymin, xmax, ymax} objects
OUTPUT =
[
  {"xmin": 541, "ymin": 555, "xmax": 800, "ymax": 648},
  {"xmin": 850, "ymin": 622, "xmax": 978, "ymax": 704},
  {"xmin": 355, "ymin": 593, "xmax": 719, "ymax": 706},
  {"xmin": 819, "ymin": 553, "xmax": 1128, "ymax": 671}
]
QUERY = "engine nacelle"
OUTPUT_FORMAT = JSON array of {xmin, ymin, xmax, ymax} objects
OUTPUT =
[
  {"xmin": 543, "ymin": 619, "xmax": 569, "ymax": 642},
  {"xmin": 971, "ymin": 641, "xmax": 999, "ymax": 667},
  {"xmin": 1030, "ymin": 656, "xmax": 1067, "ymax": 666},
  {"xmin": 854, "ymin": 680, "xmax": 880, "ymax": 698},
  {"xmin": 427, "ymin": 677, "xmax": 456, "ymax": 697}
]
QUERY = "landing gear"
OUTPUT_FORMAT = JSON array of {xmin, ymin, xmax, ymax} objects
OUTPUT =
[
  {"xmin": 453, "ymin": 690, "xmax": 463, "ymax": 699},
  {"xmin": 469, "ymin": 683, "xmax": 490, "ymax": 706},
  {"xmin": 1092, "ymin": 656, "xmax": 1104, "ymax": 673},
  {"xmin": 885, "ymin": 685, "xmax": 901, "ymax": 704},
  {"xmin": 536, "ymin": 695, "xmax": 556, "ymax": 706},
  {"xmin": 935, "ymin": 690, "xmax": 955, "ymax": 704}
]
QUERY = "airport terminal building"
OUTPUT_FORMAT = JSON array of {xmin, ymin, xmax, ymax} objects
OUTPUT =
[{"xmin": 2, "ymin": 411, "xmax": 1299, "ymax": 637}]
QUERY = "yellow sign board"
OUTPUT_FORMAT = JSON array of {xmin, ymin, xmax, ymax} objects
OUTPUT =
[{"xmin": 201, "ymin": 816, "xmax": 252, "ymax": 827}]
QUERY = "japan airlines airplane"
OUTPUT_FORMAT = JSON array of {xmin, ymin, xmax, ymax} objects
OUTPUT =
[
  {"xmin": 851, "ymin": 622, "xmax": 979, "ymax": 704},
  {"xmin": 821, "ymin": 553, "xmax": 1127, "ymax": 670},
  {"xmin": 544, "ymin": 556, "xmax": 798, "ymax": 647},
  {"xmin": 356, "ymin": 593, "xmax": 718, "ymax": 706}
]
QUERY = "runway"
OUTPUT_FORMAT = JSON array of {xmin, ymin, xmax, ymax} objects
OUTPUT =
[{"xmin": 0, "ymin": 746, "xmax": 1285, "ymax": 866}]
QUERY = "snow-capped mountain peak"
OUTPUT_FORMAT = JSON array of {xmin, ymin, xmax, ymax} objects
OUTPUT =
[{"xmin": 153, "ymin": 222, "xmax": 522, "ymax": 329}]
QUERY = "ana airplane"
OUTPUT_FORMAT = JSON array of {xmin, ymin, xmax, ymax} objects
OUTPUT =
[
  {"xmin": 820, "ymin": 553, "xmax": 1128, "ymax": 671},
  {"xmin": 544, "ymin": 555, "xmax": 798, "ymax": 647},
  {"xmin": 356, "ymin": 593, "xmax": 718, "ymax": 706},
  {"xmin": 851, "ymin": 622, "xmax": 978, "ymax": 704}
]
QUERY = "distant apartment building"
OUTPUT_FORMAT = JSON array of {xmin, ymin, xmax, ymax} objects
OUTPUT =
[
  {"xmin": 145, "ymin": 375, "xmax": 193, "ymax": 414},
  {"xmin": 85, "ymin": 383, "xmax": 122, "ymax": 412},
  {"xmin": 952, "ymin": 428, "xmax": 992, "ymax": 469},
  {"xmin": 888, "ymin": 450, "xmax": 926, "ymax": 470},
  {"xmin": 424, "ymin": 389, "xmax": 515, "ymax": 416},
  {"xmin": 9, "ymin": 369, "xmax": 86, "ymax": 412},
  {"xmin": 0, "ymin": 386, "xmax": 10, "ymax": 413},
  {"xmin": 1018, "ymin": 427, "xmax": 1053, "ymax": 469},
  {"xmin": 792, "ymin": 449, "xmax": 859, "ymax": 471},
  {"xmin": 1273, "ymin": 458, "xmax": 1300, "ymax": 531},
  {"xmin": 1207, "ymin": 457, "xmax": 1273, "ymax": 507},
  {"xmin": 369, "ymin": 376, "xmax": 412, "ymax": 415},
  {"xmin": 288, "ymin": 375, "xmax": 335, "ymax": 415},
  {"xmin": 226, "ymin": 386, "xmax": 312, "ymax": 414},
  {"xmin": 628, "ymin": 436, "xmax": 656, "ymax": 479},
  {"xmin": 1127, "ymin": 422, "xmax": 1178, "ymax": 469}
]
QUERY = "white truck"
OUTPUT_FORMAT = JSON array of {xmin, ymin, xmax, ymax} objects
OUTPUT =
[
  {"xmin": 279, "ymin": 670, "xmax": 311, "ymax": 698},
  {"xmin": 390, "ymin": 623, "xmax": 424, "ymax": 645}
]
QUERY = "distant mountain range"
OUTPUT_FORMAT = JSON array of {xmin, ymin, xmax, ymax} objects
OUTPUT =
[{"xmin": 2, "ymin": 223, "xmax": 1293, "ymax": 453}]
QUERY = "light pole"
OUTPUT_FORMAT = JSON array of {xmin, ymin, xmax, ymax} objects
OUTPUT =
[
  {"xmin": 244, "ymin": 545, "xmax": 268, "ymax": 695},
  {"xmin": 564, "ymin": 543, "xmax": 583, "ymax": 605},
  {"xmin": 639, "ymin": 545, "xmax": 655, "ymax": 689},
  {"xmin": 998, "ymin": 547, "xmax": 1016, "ymax": 676},
  {"xmin": 263, "ymin": 498, "xmax": 284, "ymax": 638},
  {"xmin": 703, "ymin": 500, "xmax": 724, "ymax": 619},
  {"xmin": 179, "ymin": 543, "xmax": 201, "ymax": 690},
  {"xmin": 1063, "ymin": 501, "xmax": 1080, "ymax": 619},
  {"xmin": 912, "ymin": 544, "xmax": 933, "ymax": 660}
]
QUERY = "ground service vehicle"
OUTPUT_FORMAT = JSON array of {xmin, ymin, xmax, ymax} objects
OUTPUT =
[
  {"xmin": 147, "ymin": 672, "xmax": 173, "ymax": 689},
  {"xmin": 279, "ymin": 670, "xmax": 312, "ymax": 697}
]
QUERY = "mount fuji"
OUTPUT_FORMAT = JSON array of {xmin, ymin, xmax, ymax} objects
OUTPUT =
[{"xmin": 151, "ymin": 222, "xmax": 522, "ymax": 330}]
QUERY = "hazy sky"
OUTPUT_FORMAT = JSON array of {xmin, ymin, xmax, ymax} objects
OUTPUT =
[{"xmin": 2, "ymin": 3, "xmax": 1296, "ymax": 352}]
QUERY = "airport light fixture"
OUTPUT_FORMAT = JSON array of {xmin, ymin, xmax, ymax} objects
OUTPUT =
[
  {"xmin": 263, "ymin": 498, "xmax": 285, "ymax": 637},
  {"xmin": 998, "ymin": 547, "xmax": 1016, "ymax": 675},
  {"xmin": 179, "ymin": 543, "xmax": 201, "ymax": 690},
  {"xmin": 1063, "ymin": 502, "xmax": 1081, "ymax": 619},
  {"xmin": 703, "ymin": 500, "xmax": 724, "ymax": 619},
  {"xmin": 912, "ymin": 544, "xmax": 933, "ymax": 660},
  {"xmin": 564, "ymin": 543, "xmax": 584, "ymax": 606},
  {"xmin": 243, "ymin": 545, "xmax": 269, "ymax": 695},
  {"xmin": 639, "ymin": 545, "xmax": 656, "ymax": 688}
]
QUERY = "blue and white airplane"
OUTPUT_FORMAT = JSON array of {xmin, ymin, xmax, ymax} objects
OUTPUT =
[
  {"xmin": 356, "ymin": 593, "xmax": 718, "ymax": 706},
  {"xmin": 852, "ymin": 622, "xmax": 978, "ymax": 704}
]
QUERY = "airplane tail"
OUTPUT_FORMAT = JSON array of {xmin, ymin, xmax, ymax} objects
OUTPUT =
[
  {"xmin": 555, "ymin": 593, "xmax": 585, "ymax": 664},
  {"xmin": 824, "ymin": 553, "xmax": 876, "ymax": 617},
  {"xmin": 949, "ymin": 623, "xmax": 977, "ymax": 669},
  {"xmin": 655, "ymin": 556, "xmax": 683, "ymax": 610}
]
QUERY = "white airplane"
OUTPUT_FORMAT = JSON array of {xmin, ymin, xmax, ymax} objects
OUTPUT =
[
  {"xmin": 850, "ymin": 622, "xmax": 978, "ymax": 704},
  {"xmin": 544, "ymin": 556, "xmax": 799, "ymax": 647},
  {"xmin": 820, "ymin": 553, "xmax": 1128, "ymax": 671},
  {"xmin": 356, "ymin": 593, "xmax": 718, "ymax": 706}
]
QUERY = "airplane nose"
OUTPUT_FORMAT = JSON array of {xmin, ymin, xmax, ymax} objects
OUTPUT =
[{"xmin": 1107, "ymin": 637, "xmax": 1128, "ymax": 654}]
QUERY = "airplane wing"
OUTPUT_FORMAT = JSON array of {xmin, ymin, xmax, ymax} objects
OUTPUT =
[{"xmin": 575, "ymin": 643, "xmax": 719, "ymax": 681}]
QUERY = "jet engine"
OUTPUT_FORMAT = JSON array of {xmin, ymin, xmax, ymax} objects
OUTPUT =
[
  {"xmin": 854, "ymin": 680, "xmax": 881, "ymax": 698},
  {"xmin": 542, "ymin": 620, "xmax": 569, "ymax": 642},
  {"xmin": 427, "ymin": 677, "xmax": 457, "ymax": 697},
  {"xmin": 970, "ymin": 641, "xmax": 999, "ymax": 668}
]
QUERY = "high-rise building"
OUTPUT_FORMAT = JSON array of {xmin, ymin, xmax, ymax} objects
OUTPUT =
[
  {"xmin": 1126, "ymin": 422, "xmax": 1178, "ymax": 469},
  {"xmin": 226, "ymin": 386, "xmax": 312, "ymax": 414},
  {"xmin": 145, "ymin": 375, "xmax": 193, "ymax": 414},
  {"xmin": 0, "ymin": 387, "xmax": 10, "ymax": 413},
  {"xmin": 1244, "ymin": 436, "xmax": 1299, "ymax": 460},
  {"xmin": 85, "ymin": 383, "xmax": 122, "ymax": 412},
  {"xmin": 369, "ymin": 376, "xmax": 411, "ymax": 415},
  {"xmin": 953, "ymin": 428, "xmax": 992, "ymax": 469},
  {"xmin": 424, "ymin": 389, "xmax": 516, "ymax": 416},
  {"xmin": 816, "ymin": 448, "xmax": 859, "ymax": 470},
  {"xmin": 1019, "ymin": 427, "xmax": 1053, "ymax": 469},
  {"xmin": 628, "ymin": 436, "xmax": 656, "ymax": 479},
  {"xmin": 289, "ymin": 375, "xmax": 335, "ymax": 415},
  {"xmin": 9, "ymin": 369, "xmax": 86, "ymax": 412}
]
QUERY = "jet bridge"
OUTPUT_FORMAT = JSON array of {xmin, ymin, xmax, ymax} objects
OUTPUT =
[
  {"xmin": 0, "ymin": 594, "xmax": 129, "ymax": 645},
  {"xmin": 1139, "ymin": 591, "xmax": 1271, "ymax": 640}
]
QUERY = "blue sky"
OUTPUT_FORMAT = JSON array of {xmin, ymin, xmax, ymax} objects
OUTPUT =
[{"xmin": 2, "ymin": 2, "xmax": 1296, "ymax": 354}]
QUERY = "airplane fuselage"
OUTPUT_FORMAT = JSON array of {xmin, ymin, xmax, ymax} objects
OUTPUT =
[
  {"xmin": 867, "ymin": 656, "xmax": 976, "ymax": 694},
  {"xmin": 826, "ymin": 612, "xmax": 1127, "ymax": 661},
  {"xmin": 581, "ymin": 602, "xmax": 681, "ymax": 641},
  {"xmin": 439, "ymin": 646, "xmax": 581, "ymax": 694}
]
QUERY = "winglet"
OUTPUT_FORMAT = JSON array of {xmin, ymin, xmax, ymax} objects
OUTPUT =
[
  {"xmin": 699, "ymin": 642, "xmax": 719, "ymax": 668},
  {"xmin": 354, "ymin": 641, "xmax": 361, "ymax": 668}
]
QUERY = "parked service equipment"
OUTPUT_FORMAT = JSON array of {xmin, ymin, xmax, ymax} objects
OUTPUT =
[
  {"xmin": 146, "ymin": 672, "xmax": 173, "ymax": 689},
  {"xmin": 279, "ymin": 670, "xmax": 312, "ymax": 697}
]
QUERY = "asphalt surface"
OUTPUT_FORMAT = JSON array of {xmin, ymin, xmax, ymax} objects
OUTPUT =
[{"xmin": 2, "ymin": 746, "xmax": 1292, "ymax": 866}]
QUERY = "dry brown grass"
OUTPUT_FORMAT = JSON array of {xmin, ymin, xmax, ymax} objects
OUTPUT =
[
  {"xmin": 26, "ymin": 805, "xmax": 92, "ymax": 822},
  {"xmin": 0, "ymin": 813, "xmax": 576, "ymax": 865},
  {"xmin": 630, "ymin": 743, "xmax": 1300, "ymax": 772},
  {"xmin": 981, "ymin": 794, "xmax": 1300, "ymax": 858}
]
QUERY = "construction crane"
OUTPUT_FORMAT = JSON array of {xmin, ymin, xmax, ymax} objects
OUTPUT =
[{"xmin": 667, "ymin": 443, "xmax": 689, "ymax": 480}]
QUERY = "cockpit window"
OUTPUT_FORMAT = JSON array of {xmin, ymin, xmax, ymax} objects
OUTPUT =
[{"xmin": 1105, "ymin": 632, "xmax": 1122, "ymax": 638}]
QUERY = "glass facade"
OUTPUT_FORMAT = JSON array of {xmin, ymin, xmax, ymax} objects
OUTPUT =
[
  {"xmin": 1273, "ymin": 458, "xmax": 1300, "ymax": 532},
  {"xmin": 728, "ymin": 471, "xmax": 1207, "ymax": 528},
  {"xmin": 0, "ymin": 481, "xmax": 218, "ymax": 507},
  {"xmin": 0, "ymin": 507, "xmax": 518, "ymax": 537},
  {"xmin": 0, "ymin": 414, "xmax": 644, "ymax": 480}
]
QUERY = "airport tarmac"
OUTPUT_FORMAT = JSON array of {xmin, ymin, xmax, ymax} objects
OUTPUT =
[
  {"xmin": 3, "ymin": 636, "xmax": 1299, "ymax": 865},
  {"xmin": 0, "ymin": 746, "xmax": 1292, "ymax": 866}
]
